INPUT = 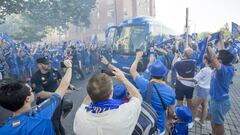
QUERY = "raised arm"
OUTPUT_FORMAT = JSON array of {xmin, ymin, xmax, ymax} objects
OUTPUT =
[
  {"xmin": 100, "ymin": 56, "xmax": 116, "ymax": 71},
  {"xmin": 55, "ymin": 60, "xmax": 72, "ymax": 99},
  {"xmin": 172, "ymin": 41, "xmax": 180, "ymax": 66},
  {"xmin": 206, "ymin": 45, "xmax": 221, "ymax": 69},
  {"xmin": 130, "ymin": 51, "xmax": 143, "ymax": 80},
  {"xmin": 217, "ymin": 32, "xmax": 226, "ymax": 50},
  {"xmin": 100, "ymin": 56, "xmax": 142, "ymax": 100},
  {"xmin": 112, "ymin": 67, "xmax": 142, "ymax": 101},
  {"xmin": 147, "ymin": 47, "xmax": 156, "ymax": 68}
]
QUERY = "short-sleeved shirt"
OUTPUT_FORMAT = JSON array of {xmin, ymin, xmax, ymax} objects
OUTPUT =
[
  {"xmin": 0, "ymin": 93, "xmax": 61, "ymax": 135},
  {"xmin": 73, "ymin": 97, "xmax": 141, "ymax": 135},
  {"xmin": 134, "ymin": 75, "xmax": 175, "ymax": 132},
  {"xmin": 174, "ymin": 59, "xmax": 196, "ymax": 88},
  {"xmin": 194, "ymin": 66, "xmax": 212, "ymax": 89},
  {"xmin": 31, "ymin": 69, "xmax": 61, "ymax": 93},
  {"xmin": 210, "ymin": 64, "xmax": 234, "ymax": 101}
]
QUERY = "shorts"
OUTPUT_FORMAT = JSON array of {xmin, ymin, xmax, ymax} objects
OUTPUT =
[
  {"xmin": 175, "ymin": 82, "xmax": 194, "ymax": 100},
  {"xmin": 196, "ymin": 85, "xmax": 209, "ymax": 100},
  {"xmin": 209, "ymin": 99, "xmax": 231, "ymax": 125}
]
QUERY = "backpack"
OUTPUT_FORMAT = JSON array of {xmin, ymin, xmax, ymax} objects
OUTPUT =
[
  {"xmin": 132, "ymin": 101, "xmax": 158, "ymax": 135},
  {"xmin": 132, "ymin": 82, "xmax": 170, "ymax": 135}
]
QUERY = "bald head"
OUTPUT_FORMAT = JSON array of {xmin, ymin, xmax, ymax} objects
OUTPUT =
[{"xmin": 183, "ymin": 48, "xmax": 193, "ymax": 59}]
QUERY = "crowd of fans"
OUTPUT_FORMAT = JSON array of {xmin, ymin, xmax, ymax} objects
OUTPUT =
[
  {"xmin": 0, "ymin": 40, "xmax": 112, "ymax": 81},
  {"xmin": 0, "ymin": 33, "xmax": 238, "ymax": 135}
]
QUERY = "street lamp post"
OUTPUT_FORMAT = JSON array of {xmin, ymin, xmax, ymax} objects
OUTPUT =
[
  {"xmin": 185, "ymin": 8, "xmax": 189, "ymax": 48},
  {"xmin": 114, "ymin": 0, "xmax": 118, "ymax": 25}
]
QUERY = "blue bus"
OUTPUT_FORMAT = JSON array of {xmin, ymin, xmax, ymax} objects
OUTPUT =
[{"xmin": 105, "ymin": 16, "xmax": 175, "ymax": 77}]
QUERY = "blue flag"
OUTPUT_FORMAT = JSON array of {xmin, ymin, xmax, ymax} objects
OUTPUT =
[
  {"xmin": 232, "ymin": 22, "xmax": 240, "ymax": 35},
  {"xmin": 22, "ymin": 43, "xmax": 31, "ymax": 54},
  {"xmin": 155, "ymin": 38, "xmax": 175, "ymax": 48},
  {"xmin": 209, "ymin": 32, "xmax": 220, "ymax": 42},
  {"xmin": 0, "ymin": 32, "xmax": 16, "ymax": 49},
  {"xmin": 197, "ymin": 38, "xmax": 208, "ymax": 66},
  {"xmin": 232, "ymin": 39, "xmax": 240, "ymax": 53}
]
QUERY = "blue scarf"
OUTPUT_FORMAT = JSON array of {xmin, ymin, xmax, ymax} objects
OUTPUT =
[{"xmin": 85, "ymin": 99, "xmax": 124, "ymax": 113}]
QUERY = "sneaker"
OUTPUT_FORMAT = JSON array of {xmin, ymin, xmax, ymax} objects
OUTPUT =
[{"xmin": 188, "ymin": 122, "xmax": 194, "ymax": 129}]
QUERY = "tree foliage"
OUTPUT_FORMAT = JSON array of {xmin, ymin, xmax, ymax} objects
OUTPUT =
[
  {"xmin": 0, "ymin": 0, "xmax": 26, "ymax": 24},
  {"xmin": 0, "ymin": 0, "xmax": 96, "ymax": 42},
  {"xmin": 0, "ymin": 15, "xmax": 46, "ymax": 43},
  {"xmin": 219, "ymin": 23, "xmax": 231, "ymax": 41}
]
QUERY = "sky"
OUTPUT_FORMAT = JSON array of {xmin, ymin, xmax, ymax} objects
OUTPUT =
[{"xmin": 155, "ymin": 0, "xmax": 240, "ymax": 34}]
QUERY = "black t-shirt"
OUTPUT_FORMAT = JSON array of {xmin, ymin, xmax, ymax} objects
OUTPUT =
[
  {"xmin": 174, "ymin": 59, "xmax": 196, "ymax": 87},
  {"xmin": 72, "ymin": 50, "xmax": 80, "ymax": 65},
  {"xmin": 31, "ymin": 69, "xmax": 61, "ymax": 94}
]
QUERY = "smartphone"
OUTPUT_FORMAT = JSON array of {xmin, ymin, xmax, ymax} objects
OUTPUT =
[
  {"xmin": 60, "ymin": 61, "xmax": 66, "ymax": 68},
  {"xmin": 101, "ymin": 69, "xmax": 115, "ymax": 76}
]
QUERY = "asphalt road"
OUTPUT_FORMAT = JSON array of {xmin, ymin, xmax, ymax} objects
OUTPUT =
[{"xmin": 62, "ymin": 75, "xmax": 91, "ymax": 135}]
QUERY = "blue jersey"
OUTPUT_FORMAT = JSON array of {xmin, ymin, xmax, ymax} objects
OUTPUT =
[
  {"xmin": 210, "ymin": 64, "xmax": 234, "ymax": 101},
  {"xmin": 0, "ymin": 93, "xmax": 61, "ymax": 135},
  {"xmin": 134, "ymin": 76, "xmax": 175, "ymax": 132},
  {"xmin": 172, "ymin": 122, "xmax": 188, "ymax": 135}
]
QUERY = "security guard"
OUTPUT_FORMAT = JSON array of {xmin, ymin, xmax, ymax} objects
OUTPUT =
[{"xmin": 31, "ymin": 57, "xmax": 65, "ymax": 135}]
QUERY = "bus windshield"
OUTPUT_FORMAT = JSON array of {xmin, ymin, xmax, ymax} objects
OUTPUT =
[{"xmin": 113, "ymin": 26, "xmax": 147, "ymax": 54}]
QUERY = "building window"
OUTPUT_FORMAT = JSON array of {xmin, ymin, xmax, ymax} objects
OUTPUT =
[
  {"xmin": 107, "ymin": 9, "xmax": 115, "ymax": 18},
  {"xmin": 107, "ymin": 0, "xmax": 114, "ymax": 6}
]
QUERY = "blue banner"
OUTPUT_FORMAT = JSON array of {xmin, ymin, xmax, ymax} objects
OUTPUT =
[
  {"xmin": 232, "ymin": 22, "xmax": 240, "ymax": 35},
  {"xmin": 0, "ymin": 32, "xmax": 16, "ymax": 49},
  {"xmin": 197, "ymin": 38, "xmax": 208, "ymax": 66},
  {"xmin": 209, "ymin": 32, "xmax": 220, "ymax": 42},
  {"xmin": 155, "ymin": 38, "xmax": 175, "ymax": 48}
]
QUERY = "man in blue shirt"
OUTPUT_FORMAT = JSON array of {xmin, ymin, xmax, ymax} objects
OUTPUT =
[
  {"xmin": 130, "ymin": 51, "xmax": 175, "ymax": 134},
  {"xmin": 206, "ymin": 40, "xmax": 234, "ymax": 135},
  {"xmin": 0, "ymin": 60, "xmax": 72, "ymax": 135}
]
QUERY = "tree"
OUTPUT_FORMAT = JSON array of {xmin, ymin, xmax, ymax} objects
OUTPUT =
[
  {"xmin": 0, "ymin": 0, "xmax": 96, "ymax": 42},
  {"xmin": 219, "ymin": 23, "xmax": 231, "ymax": 41},
  {"xmin": 0, "ymin": 0, "xmax": 26, "ymax": 24},
  {"xmin": 23, "ymin": 0, "xmax": 96, "ymax": 30},
  {"xmin": 198, "ymin": 32, "xmax": 210, "ymax": 40},
  {"xmin": 0, "ymin": 15, "xmax": 46, "ymax": 43}
]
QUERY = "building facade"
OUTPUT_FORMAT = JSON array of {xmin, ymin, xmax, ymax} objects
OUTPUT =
[{"xmin": 46, "ymin": 0, "xmax": 156, "ymax": 42}]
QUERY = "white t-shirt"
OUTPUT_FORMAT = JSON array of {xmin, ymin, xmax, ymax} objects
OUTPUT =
[
  {"xmin": 194, "ymin": 66, "xmax": 213, "ymax": 89},
  {"xmin": 73, "ymin": 97, "xmax": 141, "ymax": 135}
]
